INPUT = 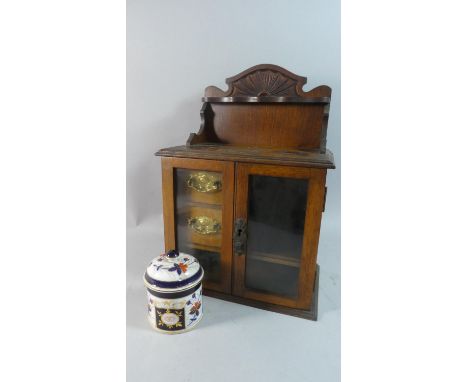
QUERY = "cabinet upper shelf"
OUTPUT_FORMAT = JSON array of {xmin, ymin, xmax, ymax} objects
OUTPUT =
[
  {"xmin": 156, "ymin": 65, "xmax": 335, "ymax": 169},
  {"xmin": 184, "ymin": 64, "xmax": 333, "ymax": 152}
]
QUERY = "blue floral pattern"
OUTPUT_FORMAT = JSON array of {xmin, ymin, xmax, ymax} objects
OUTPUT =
[
  {"xmin": 152, "ymin": 255, "xmax": 197, "ymax": 275},
  {"xmin": 186, "ymin": 291, "xmax": 202, "ymax": 326}
]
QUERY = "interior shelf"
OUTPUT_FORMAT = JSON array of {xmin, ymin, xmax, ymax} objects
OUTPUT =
[
  {"xmin": 177, "ymin": 200, "xmax": 222, "ymax": 209},
  {"xmin": 179, "ymin": 241, "xmax": 221, "ymax": 253},
  {"xmin": 248, "ymin": 250, "xmax": 300, "ymax": 268}
]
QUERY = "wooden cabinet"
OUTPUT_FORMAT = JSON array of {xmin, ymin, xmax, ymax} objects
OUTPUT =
[{"xmin": 156, "ymin": 65, "xmax": 335, "ymax": 320}]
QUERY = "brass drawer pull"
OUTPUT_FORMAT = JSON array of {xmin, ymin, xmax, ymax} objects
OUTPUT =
[
  {"xmin": 186, "ymin": 172, "xmax": 222, "ymax": 193},
  {"xmin": 187, "ymin": 216, "xmax": 221, "ymax": 235}
]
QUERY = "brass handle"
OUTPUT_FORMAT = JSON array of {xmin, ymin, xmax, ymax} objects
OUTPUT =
[
  {"xmin": 186, "ymin": 172, "xmax": 222, "ymax": 193},
  {"xmin": 187, "ymin": 216, "xmax": 221, "ymax": 235}
]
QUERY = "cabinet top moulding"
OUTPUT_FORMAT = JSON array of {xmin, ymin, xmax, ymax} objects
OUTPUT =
[
  {"xmin": 203, "ymin": 64, "xmax": 331, "ymax": 101},
  {"xmin": 157, "ymin": 145, "xmax": 335, "ymax": 169},
  {"xmin": 202, "ymin": 96, "xmax": 330, "ymax": 103},
  {"xmin": 155, "ymin": 64, "xmax": 334, "ymax": 166}
]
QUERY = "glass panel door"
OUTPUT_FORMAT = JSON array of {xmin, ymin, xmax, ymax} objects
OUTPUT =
[
  {"xmin": 175, "ymin": 169, "xmax": 223, "ymax": 284},
  {"xmin": 161, "ymin": 157, "xmax": 234, "ymax": 293},
  {"xmin": 233, "ymin": 163, "xmax": 325, "ymax": 309},
  {"xmin": 244, "ymin": 175, "xmax": 308, "ymax": 298}
]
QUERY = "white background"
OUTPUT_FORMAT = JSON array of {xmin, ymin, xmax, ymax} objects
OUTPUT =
[
  {"xmin": 127, "ymin": 1, "xmax": 341, "ymax": 380},
  {"xmin": 127, "ymin": 0, "xmax": 340, "ymax": 227},
  {"xmin": 1, "ymin": 1, "xmax": 468, "ymax": 382}
]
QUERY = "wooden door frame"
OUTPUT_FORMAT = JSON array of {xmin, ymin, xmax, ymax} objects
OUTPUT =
[
  {"xmin": 161, "ymin": 157, "xmax": 234, "ymax": 293},
  {"xmin": 232, "ymin": 162, "xmax": 326, "ymax": 309}
]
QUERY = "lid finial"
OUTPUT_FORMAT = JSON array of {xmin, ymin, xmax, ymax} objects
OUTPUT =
[{"xmin": 166, "ymin": 249, "xmax": 179, "ymax": 258}]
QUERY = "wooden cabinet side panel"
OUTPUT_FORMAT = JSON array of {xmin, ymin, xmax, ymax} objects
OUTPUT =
[
  {"xmin": 296, "ymin": 168, "xmax": 326, "ymax": 309},
  {"xmin": 161, "ymin": 157, "xmax": 176, "ymax": 250}
]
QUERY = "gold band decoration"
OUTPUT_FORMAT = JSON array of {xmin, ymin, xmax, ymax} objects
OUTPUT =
[
  {"xmin": 186, "ymin": 172, "xmax": 222, "ymax": 193},
  {"xmin": 187, "ymin": 216, "xmax": 221, "ymax": 235}
]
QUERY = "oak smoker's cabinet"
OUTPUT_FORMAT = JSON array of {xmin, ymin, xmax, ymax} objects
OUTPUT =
[{"xmin": 156, "ymin": 64, "xmax": 335, "ymax": 320}]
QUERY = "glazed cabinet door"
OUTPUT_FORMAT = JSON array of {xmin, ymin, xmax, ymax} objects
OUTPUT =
[
  {"xmin": 161, "ymin": 157, "xmax": 234, "ymax": 293},
  {"xmin": 233, "ymin": 163, "xmax": 326, "ymax": 309}
]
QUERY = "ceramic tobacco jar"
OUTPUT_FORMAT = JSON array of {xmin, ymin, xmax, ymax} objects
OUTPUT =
[{"xmin": 144, "ymin": 249, "xmax": 204, "ymax": 333}]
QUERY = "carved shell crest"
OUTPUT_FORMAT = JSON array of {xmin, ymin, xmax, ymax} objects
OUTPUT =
[{"xmin": 231, "ymin": 70, "xmax": 298, "ymax": 97}]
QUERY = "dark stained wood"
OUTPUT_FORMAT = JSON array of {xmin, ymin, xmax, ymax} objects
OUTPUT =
[
  {"xmin": 202, "ymin": 96, "xmax": 330, "ymax": 103},
  {"xmin": 187, "ymin": 64, "xmax": 332, "ymax": 151},
  {"xmin": 320, "ymin": 103, "xmax": 330, "ymax": 153},
  {"xmin": 204, "ymin": 265, "xmax": 320, "ymax": 321},
  {"xmin": 156, "ymin": 145, "xmax": 335, "ymax": 169},
  {"xmin": 204, "ymin": 64, "xmax": 330, "ymax": 99},
  {"xmin": 160, "ymin": 157, "xmax": 234, "ymax": 294},
  {"xmin": 186, "ymin": 103, "xmax": 221, "ymax": 146}
]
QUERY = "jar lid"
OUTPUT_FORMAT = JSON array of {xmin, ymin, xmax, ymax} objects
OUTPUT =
[{"xmin": 143, "ymin": 249, "xmax": 203, "ymax": 292}]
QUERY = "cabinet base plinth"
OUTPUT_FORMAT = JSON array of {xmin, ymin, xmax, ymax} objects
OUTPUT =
[{"xmin": 204, "ymin": 264, "xmax": 320, "ymax": 321}]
